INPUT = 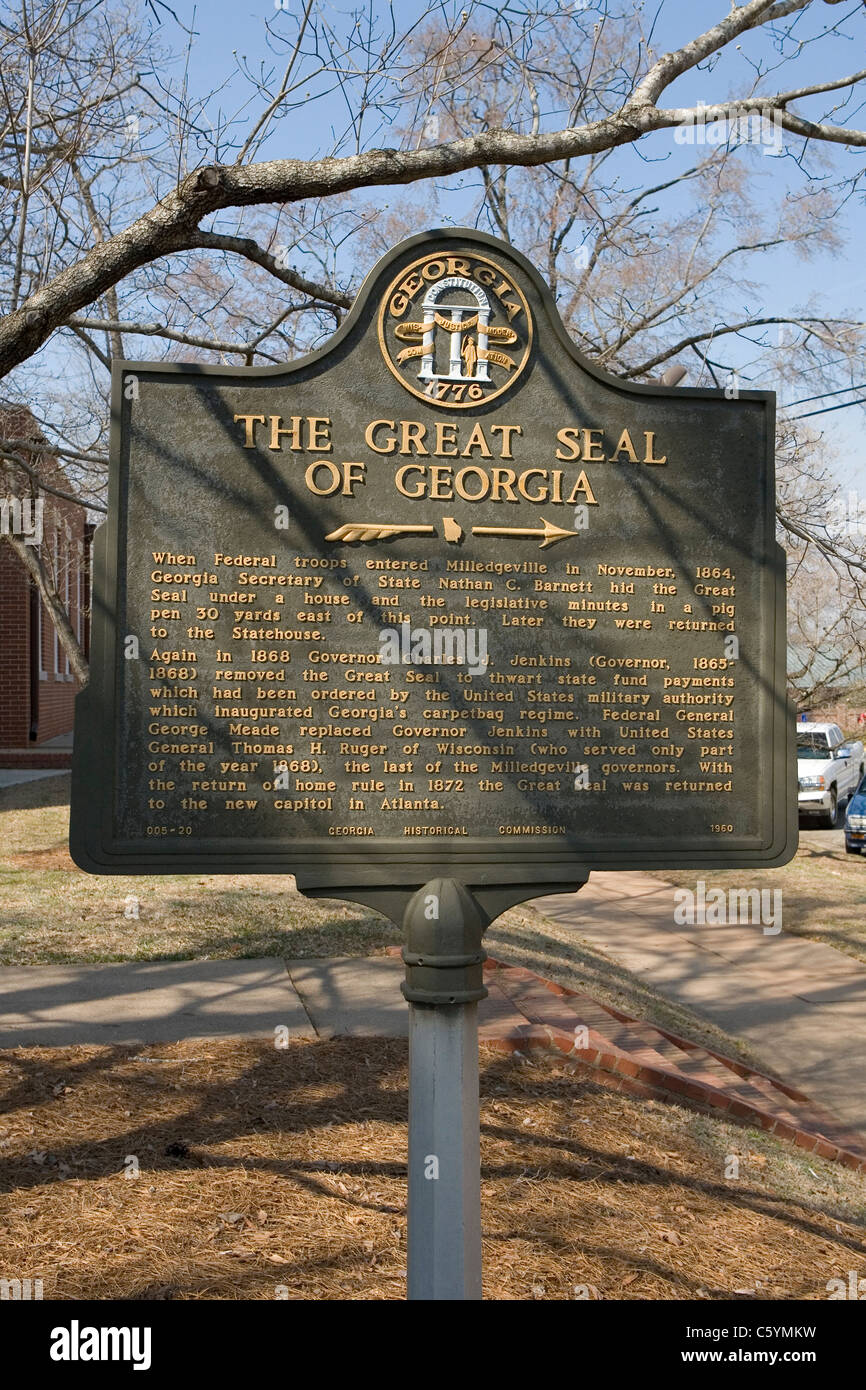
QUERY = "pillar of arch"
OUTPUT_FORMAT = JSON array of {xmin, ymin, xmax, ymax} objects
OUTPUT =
[{"xmin": 418, "ymin": 277, "xmax": 491, "ymax": 382}]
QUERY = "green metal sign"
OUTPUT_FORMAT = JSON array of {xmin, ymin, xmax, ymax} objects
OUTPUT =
[{"xmin": 70, "ymin": 228, "xmax": 796, "ymax": 898}]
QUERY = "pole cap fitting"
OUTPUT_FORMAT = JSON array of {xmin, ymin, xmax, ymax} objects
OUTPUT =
[{"xmin": 401, "ymin": 879, "xmax": 488, "ymax": 1005}]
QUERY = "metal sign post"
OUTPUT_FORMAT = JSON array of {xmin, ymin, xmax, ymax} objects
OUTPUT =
[
  {"xmin": 407, "ymin": 1004, "xmax": 482, "ymax": 1299},
  {"xmin": 402, "ymin": 879, "xmax": 487, "ymax": 1300}
]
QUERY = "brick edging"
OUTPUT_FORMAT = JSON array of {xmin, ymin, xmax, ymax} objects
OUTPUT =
[
  {"xmin": 482, "ymin": 957, "xmax": 866, "ymax": 1173},
  {"xmin": 383, "ymin": 946, "xmax": 866, "ymax": 1171}
]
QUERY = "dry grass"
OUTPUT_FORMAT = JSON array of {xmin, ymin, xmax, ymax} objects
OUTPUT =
[
  {"xmin": 0, "ymin": 1037, "xmax": 864, "ymax": 1301},
  {"xmin": 652, "ymin": 829, "xmax": 866, "ymax": 965},
  {"xmin": 0, "ymin": 776, "xmax": 399, "ymax": 963}
]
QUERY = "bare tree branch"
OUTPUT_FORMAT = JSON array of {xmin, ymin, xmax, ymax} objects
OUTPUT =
[
  {"xmin": 1, "ymin": 528, "xmax": 89, "ymax": 684},
  {"xmin": 185, "ymin": 230, "xmax": 352, "ymax": 309},
  {"xmin": 1, "ymin": 443, "xmax": 106, "ymax": 510}
]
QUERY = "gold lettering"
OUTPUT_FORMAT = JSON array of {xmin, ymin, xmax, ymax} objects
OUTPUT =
[
  {"xmin": 400, "ymin": 420, "xmax": 429, "ymax": 456},
  {"xmin": 429, "ymin": 465, "xmax": 453, "ymax": 499},
  {"xmin": 583, "ymin": 428, "xmax": 605, "ymax": 462},
  {"xmin": 308, "ymin": 418, "xmax": 332, "ymax": 452},
  {"xmin": 395, "ymin": 463, "xmax": 427, "ymax": 498},
  {"xmin": 235, "ymin": 414, "xmax": 266, "ymax": 448},
  {"xmin": 454, "ymin": 466, "xmax": 490, "ymax": 501},
  {"xmin": 610, "ymin": 429, "xmax": 639, "ymax": 463},
  {"xmin": 365, "ymin": 420, "xmax": 396, "ymax": 454},
  {"xmin": 490, "ymin": 468, "xmax": 518, "ymax": 502},
  {"xmin": 269, "ymin": 415, "xmax": 302, "ymax": 450},
  {"xmin": 644, "ymin": 431, "xmax": 667, "ymax": 464},
  {"xmin": 305, "ymin": 461, "xmax": 342, "ymax": 496},
  {"xmin": 435, "ymin": 422, "xmax": 459, "ymax": 456},
  {"xmin": 489, "ymin": 424, "xmax": 522, "ymax": 458},
  {"xmin": 555, "ymin": 426, "xmax": 581, "ymax": 461},
  {"xmin": 399, "ymin": 272, "xmax": 423, "ymax": 296},
  {"xmin": 567, "ymin": 470, "xmax": 598, "ymax": 505},
  {"xmin": 518, "ymin": 468, "xmax": 548, "ymax": 502},
  {"xmin": 460, "ymin": 422, "xmax": 492, "ymax": 457}
]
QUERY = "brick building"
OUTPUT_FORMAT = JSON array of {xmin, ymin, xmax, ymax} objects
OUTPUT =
[
  {"xmin": 0, "ymin": 407, "xmax": 92, "ymax": 768},
  {"xmin": 799, "ymin": 691, "xmax": 866, "ymax": 737}
]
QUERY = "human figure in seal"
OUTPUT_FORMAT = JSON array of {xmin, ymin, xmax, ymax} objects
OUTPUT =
[{"xmin": 461, "ymin": 333, "xmax": 478, "ymax": 378}]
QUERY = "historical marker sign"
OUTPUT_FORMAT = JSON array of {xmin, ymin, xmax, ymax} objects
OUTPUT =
[{"xmin": 70, "ymin": 229, "xmax": 797, "ymax": 891}]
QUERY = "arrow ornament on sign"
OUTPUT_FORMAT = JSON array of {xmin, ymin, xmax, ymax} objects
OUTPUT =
[
  {"xmin": 324, "ymin": 522, "xmax": 436, "ymax": 543},
  {"xmin": 471, "ymin": 517, "xmax": 578, "ymax": 549}
]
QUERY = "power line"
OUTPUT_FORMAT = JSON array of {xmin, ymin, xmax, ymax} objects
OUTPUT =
[
  {"xmin": 783, "ymin": 380, "xmax": 866, "ymax": 409},
  {"xmin": 790, "ymin": 396, "xmax": 866, "ymax": 420}
]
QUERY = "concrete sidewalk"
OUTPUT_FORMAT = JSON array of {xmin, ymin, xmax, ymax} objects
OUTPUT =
[
  {"xmin": 0, "ymin": 955, "xmax": 528, "ymax": 1048},
  {"xmin": 1, "ymin": 868, "xmax": 864, "ymax": 1140},
  {"xmin": 0, "ymin": 769, "xmax": 70, "ymax": 788},
  {"xmin": 533, "ymin": 873, "xmax": 866, "ymax": 1135},
  {"xmin": 0, "ymin": 958, "xmax": 317, "ymax": 1046}
]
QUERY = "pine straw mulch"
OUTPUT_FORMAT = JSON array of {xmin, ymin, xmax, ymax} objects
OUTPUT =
[{"xmin": 0, "ymin": 1036, "xmax": 864, "ymax": 1301}]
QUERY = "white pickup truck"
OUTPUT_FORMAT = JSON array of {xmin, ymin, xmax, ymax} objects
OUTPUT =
[{"xmin": 797, "ymin": 722, "xmax": 865, "ymax": 826}]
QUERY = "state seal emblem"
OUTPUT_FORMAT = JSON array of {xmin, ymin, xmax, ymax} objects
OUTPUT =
[{"xmin": 378, "ymin": 250, "xmax": 532, "ymax": 408}]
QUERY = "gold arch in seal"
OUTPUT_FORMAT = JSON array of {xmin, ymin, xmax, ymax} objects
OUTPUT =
[{"xmin": 377, "ymin": 251, "xmax": 533, "ymax": 409}]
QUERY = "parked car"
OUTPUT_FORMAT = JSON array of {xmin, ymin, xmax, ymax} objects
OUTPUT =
[
  {"xmin": 845, "ymin": 774, "xmax": 866, "ymax": 854},
  {"xmin": 797, "ymin": 722, "xmax": 865, "ymax": 828}
]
